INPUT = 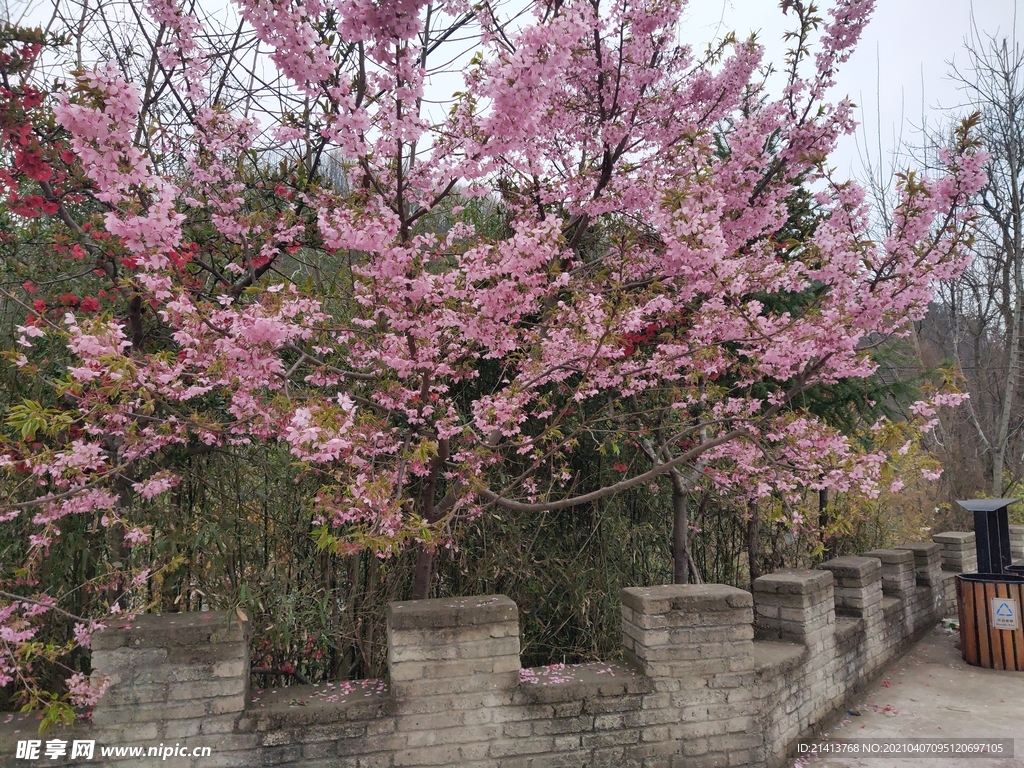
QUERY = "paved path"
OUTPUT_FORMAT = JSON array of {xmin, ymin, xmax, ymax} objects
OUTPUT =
[{"xmin": 792, "ymin": 624, "xmax": 1024, "ymax": 768}]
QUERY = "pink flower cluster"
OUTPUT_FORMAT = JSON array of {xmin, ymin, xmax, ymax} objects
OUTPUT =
[{"xmin": 0, "ymin": 0, "xmax": 984, "ymax": 711}]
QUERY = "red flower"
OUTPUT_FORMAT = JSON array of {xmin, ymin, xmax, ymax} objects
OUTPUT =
[{"xmin": 79, "ymin": 296, "xmax": 100, "ymax": 313}]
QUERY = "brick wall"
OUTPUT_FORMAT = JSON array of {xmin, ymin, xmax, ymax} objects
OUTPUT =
[
  {"xmin": 27, "ymin": 533, "xmax": 976, "ymax": 768},
  {"xmin": 932, "ymin": 532, "xmax": 977, "ymax": 609},
  {"xmin": 1011, "ymin": 524, "xmax": 1024, "ymax": 564}
]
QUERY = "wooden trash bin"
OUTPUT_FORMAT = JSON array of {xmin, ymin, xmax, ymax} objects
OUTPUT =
[{"xmin": 956, "ymin": 573, "xmax": 1024, "ymax": 671}]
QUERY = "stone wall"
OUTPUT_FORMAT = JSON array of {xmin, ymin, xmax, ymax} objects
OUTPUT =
[
  {"xmin": 1011, "ymin": 524, "xmax": 1024, "ymax": 564},
  {"xmin": 932, "ymin": 532, "xmax": 977, "ymax": 608},
  {"xmin": 24, "ymin": 532, "xmax": 976, "ymax": 768},
  {"xmin": 90, "ymin": 612, "xmax": 251, "ymax": 744}
]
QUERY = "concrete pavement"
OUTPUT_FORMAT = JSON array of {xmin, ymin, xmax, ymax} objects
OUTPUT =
[{"xmin": 791, "ymin": 624, "xmax": 1024, "ymax": 768}]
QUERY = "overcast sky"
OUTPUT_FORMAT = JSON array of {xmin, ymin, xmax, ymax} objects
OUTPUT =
[
  {"xmin": 681, "ymin": 0, "xmax": 1020, "ymax": 179},
  {"xmin": 15, "ymin": 0, "xmax": 1020, "ymax": 184}
]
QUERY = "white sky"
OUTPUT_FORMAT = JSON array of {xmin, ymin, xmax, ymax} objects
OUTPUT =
[
  {"xmin": 11, "ymin": 0, "xmax": 1020, "ymax": 185},
  {"xmin": 681, "ymin": 0, "xmax": 1020, "ymax": 180}
]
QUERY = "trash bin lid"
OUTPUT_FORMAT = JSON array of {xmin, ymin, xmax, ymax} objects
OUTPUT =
[{"xmin": 956, "ymin": 498, "xmax": 1020, "ymax": 512}]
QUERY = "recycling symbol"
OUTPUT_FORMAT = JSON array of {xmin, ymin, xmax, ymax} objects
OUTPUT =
[{"xmin": 991, "ymin": 598, "xmax": 1019, "ymax": 630}]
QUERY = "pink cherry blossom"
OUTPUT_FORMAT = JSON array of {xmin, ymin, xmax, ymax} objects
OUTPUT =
[{"xmin": 0, "ymin": 0, "xmax": 985, "ymax": 710}]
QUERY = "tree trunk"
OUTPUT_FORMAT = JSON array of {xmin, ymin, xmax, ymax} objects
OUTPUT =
[
  {"xmin": 747, "ymin": 501, "xmax": 761, "ymax": 584},
  {"xmin": 408, "ymin": 438, "xmax": 450, "ymax": 600},
  {"xmin": 993, "ymin": 447, "xmax": 1006, "ymax": 498},
  {"xmin": 105, "ymin": 523, "xmax": 131, "ymax": 610},
  {"xmin": 992, "ymin": 73, "xmax": 1024, "ymax": 498},
  {"xmin": 106, "ymin": 463, "xmax": 135, "ymax": 610},
  {"xmin": 671, "ymin": 472, "xmax": 689, "ymax": 584},
  {"xmin": 991, "ymin": 285, "xmax": 1021, "ymax": 498},
  {"xmin": 410, "ymin": 546, "xmax": 434, "ymax": 600},
  {"xmin": 818, "ymin": 488, "xmax": 830, "ymax": 559}
]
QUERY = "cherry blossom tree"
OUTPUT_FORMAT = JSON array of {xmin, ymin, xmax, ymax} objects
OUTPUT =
[
  {"xmin": 925, "ymin": 33, "xmax": 1024, "ymax": 500},
  {"xmin": 0, "ymin": 0, "xmax": 983, "ymax": 718}
]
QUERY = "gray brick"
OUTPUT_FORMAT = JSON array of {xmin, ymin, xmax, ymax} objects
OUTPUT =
[{"xmin": 83, "ymin": 534, "xmax": 959, "ymax": 768}]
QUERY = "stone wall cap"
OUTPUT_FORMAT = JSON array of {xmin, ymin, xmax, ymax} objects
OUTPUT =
[
  {"xmin": 818, "ymin": 556, "xmax": 881, "ymax": 579},
  {"xmin": 862, "ymin": 549, "xmax": 914, "ymax": 564},
  {"xmin": 386, "ymin": 594, "xmax": 517, "ymax": 630},
  {"xmin": 752, "ymin": 569, "xmax": 833, "ymax": 594},
  {"xmin": 92, "ymin": 611, "xmax": 249, "ymax": 651},
  {"xmin": 932, "ymin": 532, "xmax": 976, "ymax": 544},
  {"xmin": 895, "ymin": 542, "xmax": 941, "ymax": 556},
  {"xmin": 620, "ymin": 583, "xmax": 752, "ymax": 614}
]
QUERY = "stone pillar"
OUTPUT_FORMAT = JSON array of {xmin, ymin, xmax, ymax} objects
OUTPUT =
[
  {"xmin": 896, "ymin": 542, "xmax": 944, "ymax": 628},
  {"xmin": 932, "ymin": 532, "xmax": 978, "ymax": 573},
  {"xmin": 386, "ymin": 594, "xmax": 520, "ymax": 699},
  {"xmin": 752, "ymin": 569, "xmax": 835, "ymax": 648},
  {"xmin": 752, "ymin": 570, "xmax": 837, "ymax": 748},
  {"xmin": 621, "ymin": 584, "xmax": 753, "ymax": 678},
  {"xmin": 819, "ymin": 557, "xmax": 885, "ymax": 672},
  {"xmin": 817, "ymin": 557, "xmax": 883, "ymax": 619},
  {"xmin": 1010, "ymin": 525, "xmax": 1024, "ymax": 564},
  {"xmin": 621, "ymin": 584, "xmax": 760, "ymax": 768},
  {"xmin": 896, "ymin": 541, "xmax": 943, "ymax": 588},
  {"xmin": 932, "ymin": 532, "xmax": 977, "ymax": 614},
  {"xmin": 91, "ymin": 611, "xmax": 250, "ymax": 743},
  {"xmin": 862, "ymin": 549, "xmax": 915, "ymax": 599}
]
